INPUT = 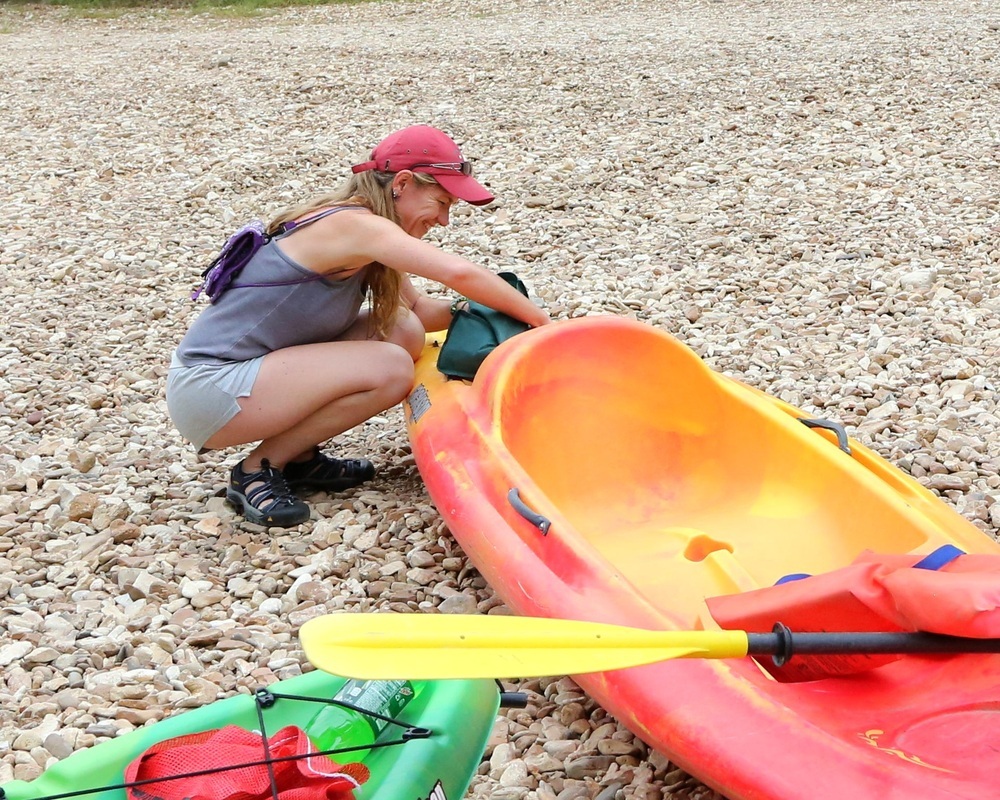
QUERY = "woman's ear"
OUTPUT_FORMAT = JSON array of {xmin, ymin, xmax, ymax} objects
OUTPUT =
[{"xmin": 391, "ymin": 171, "xmax": 414, "ymax": 197}]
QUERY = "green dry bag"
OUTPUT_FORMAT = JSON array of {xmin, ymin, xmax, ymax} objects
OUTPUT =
[{"xmin": 436, "ymin": 272, "xmax": 531, "ymax": 380}]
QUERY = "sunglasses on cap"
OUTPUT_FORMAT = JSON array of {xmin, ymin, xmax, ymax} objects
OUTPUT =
[{"xmin": 411, "ymin": 161, "xmax": 474, "ymax": 176}]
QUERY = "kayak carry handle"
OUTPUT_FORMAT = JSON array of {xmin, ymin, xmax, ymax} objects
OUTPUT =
[
  {"xmin": 799, "ymin": 418, "xmax": 851, "ymax": 455},
  {"xmin": 508, "ymin": 488, "xmax": 552, "ymax": 534}
]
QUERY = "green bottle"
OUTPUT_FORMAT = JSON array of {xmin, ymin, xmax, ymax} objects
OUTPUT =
[{"xmin": 307, "ymin": 679, "xmax": 415, "ymax": 762}]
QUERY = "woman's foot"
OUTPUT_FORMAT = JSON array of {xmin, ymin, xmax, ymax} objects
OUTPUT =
[
  {"xmin": 226, "ymin": 459, "xmax": 311, "ymax": 526},
  {"xmin": 283, "ymin": 447, "xmax": 376, "ymax": 491}
]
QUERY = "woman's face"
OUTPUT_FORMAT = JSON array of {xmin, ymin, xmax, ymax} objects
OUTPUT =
[{"xmin": 393, "ymin": 174, "xmax": 457, "ymax": 238}]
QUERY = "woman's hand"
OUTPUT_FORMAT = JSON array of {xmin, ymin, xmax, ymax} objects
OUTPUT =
[{"xmin": 527, "ymin": 306, "xmax": 552, "ymax": 327}]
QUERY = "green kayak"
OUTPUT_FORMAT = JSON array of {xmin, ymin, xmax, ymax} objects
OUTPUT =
[{"xmin": 0, "ymin": 670, "xmax": 509, "ymax": 800}]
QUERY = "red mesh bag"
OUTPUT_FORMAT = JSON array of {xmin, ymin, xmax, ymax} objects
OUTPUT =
[{"xmin": 124, "ymin": 725, "xmax": 369, "ymax": 800}]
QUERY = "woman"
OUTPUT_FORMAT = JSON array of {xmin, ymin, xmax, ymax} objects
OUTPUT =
[{"xmin": 167, "ymin": 125, "xmax": 550, "ymax": 527}]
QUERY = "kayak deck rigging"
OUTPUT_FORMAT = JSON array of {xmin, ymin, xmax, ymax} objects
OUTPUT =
[
  {"xmin": 2, "ymin": 672, "xmax": 509, "ymax": 800},
  {"xmin": 2, "ymin": 686, "xmax": 427, "ymax": 800}
]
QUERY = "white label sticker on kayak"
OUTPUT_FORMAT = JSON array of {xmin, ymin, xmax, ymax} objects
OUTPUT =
[
  {"xmin": 421, "ymin": 780, "xmax": 447, "ymax": 800},
  {"xmin": 407, "ymin": 384, "xmax": 431, "ymax": 424}
]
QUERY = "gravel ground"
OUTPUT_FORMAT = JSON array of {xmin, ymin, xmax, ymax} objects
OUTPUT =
[{"xmin": 1, "ymin": 0, "xmax": 998, "ymax": 798}]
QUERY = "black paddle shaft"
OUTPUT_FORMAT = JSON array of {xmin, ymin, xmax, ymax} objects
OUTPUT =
[{"xmin": 746, "ymin": 623, "xmax": 1000, "ymax": 667}]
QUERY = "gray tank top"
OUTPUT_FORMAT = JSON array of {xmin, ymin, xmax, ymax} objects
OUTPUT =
[{"xmin": 175, "ymin": 207, "xmax": 370, "ymax": 366}]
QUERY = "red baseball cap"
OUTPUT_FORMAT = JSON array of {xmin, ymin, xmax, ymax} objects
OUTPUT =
[{"xmin": 351, "ymin": 125, "xmax": 495, "ymax": 206}]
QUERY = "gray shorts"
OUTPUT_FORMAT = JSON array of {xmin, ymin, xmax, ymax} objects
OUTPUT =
[{"xmin": 166, "ymin": 352, "xmax": 264, "ymax": 451}]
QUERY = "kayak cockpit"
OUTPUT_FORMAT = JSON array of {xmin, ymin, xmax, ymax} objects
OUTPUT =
[{"xmin": 474, "ymin": 317, "xmax": 975, "ymax": 621}]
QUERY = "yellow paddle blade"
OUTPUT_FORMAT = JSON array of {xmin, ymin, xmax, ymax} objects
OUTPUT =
[{"xmin": 300, "ymin": 613, "xmax": 750, "ymax": 679}]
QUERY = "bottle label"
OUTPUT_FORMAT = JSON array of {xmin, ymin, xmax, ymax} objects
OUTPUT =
[{"xmin": 337, "ymin": 680, "xmax": 414, "ymax": 738}]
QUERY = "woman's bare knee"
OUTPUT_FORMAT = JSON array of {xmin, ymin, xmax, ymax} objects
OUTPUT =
[
  {"xmin": 340, "ymin": 307, "xmax": 425, "ymax": 360},
  {"xmin": 378, "ymin": 344, "xmax": 417, "ymax": 403},
  {"xmin": 383, "ymin": 308, "xmax": 427, "ymax": 360},
  {"xmin": 401, "ymin": 328, "xmax": 426, "ymax": 361}
]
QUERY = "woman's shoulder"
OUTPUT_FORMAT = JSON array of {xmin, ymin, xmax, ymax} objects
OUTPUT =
[
  {"xmin": 318, "ymin": 205, "xmax": 405, "ymax": 246},
  {"xmin": 291, "ymin": 203, "xmax": 371, "ymax": 228},
  {"xmin": 276, "ymin": 204, "xmax": 391, "ymax": 276}
]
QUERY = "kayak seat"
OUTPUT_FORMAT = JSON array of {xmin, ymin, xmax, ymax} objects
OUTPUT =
[{"xmin": 684, "ymin": 533, "xmax": 733, "ymax": 562}]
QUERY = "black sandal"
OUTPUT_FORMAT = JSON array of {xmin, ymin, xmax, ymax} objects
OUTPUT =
[
  {"xmin": 283, "ymin": 448, "xmax": 376, "ymax": 491},
  {"xmin": 226, "ymin": 459, "xmax": 311, "ymax": 526}
]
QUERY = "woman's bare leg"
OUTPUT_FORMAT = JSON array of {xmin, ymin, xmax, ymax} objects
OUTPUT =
[
  {"xmin": 203, "ymin": 339, "xmax": 414, "ymax": 467},
  {"xmin": 204, "ymin": 308, "xmax": 428, "ymax": 465}
]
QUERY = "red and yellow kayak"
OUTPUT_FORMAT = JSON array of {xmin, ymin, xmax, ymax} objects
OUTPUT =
[{"xmin": 405, "ymin": 315, "xmax": 1000, "ymax": 800}]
